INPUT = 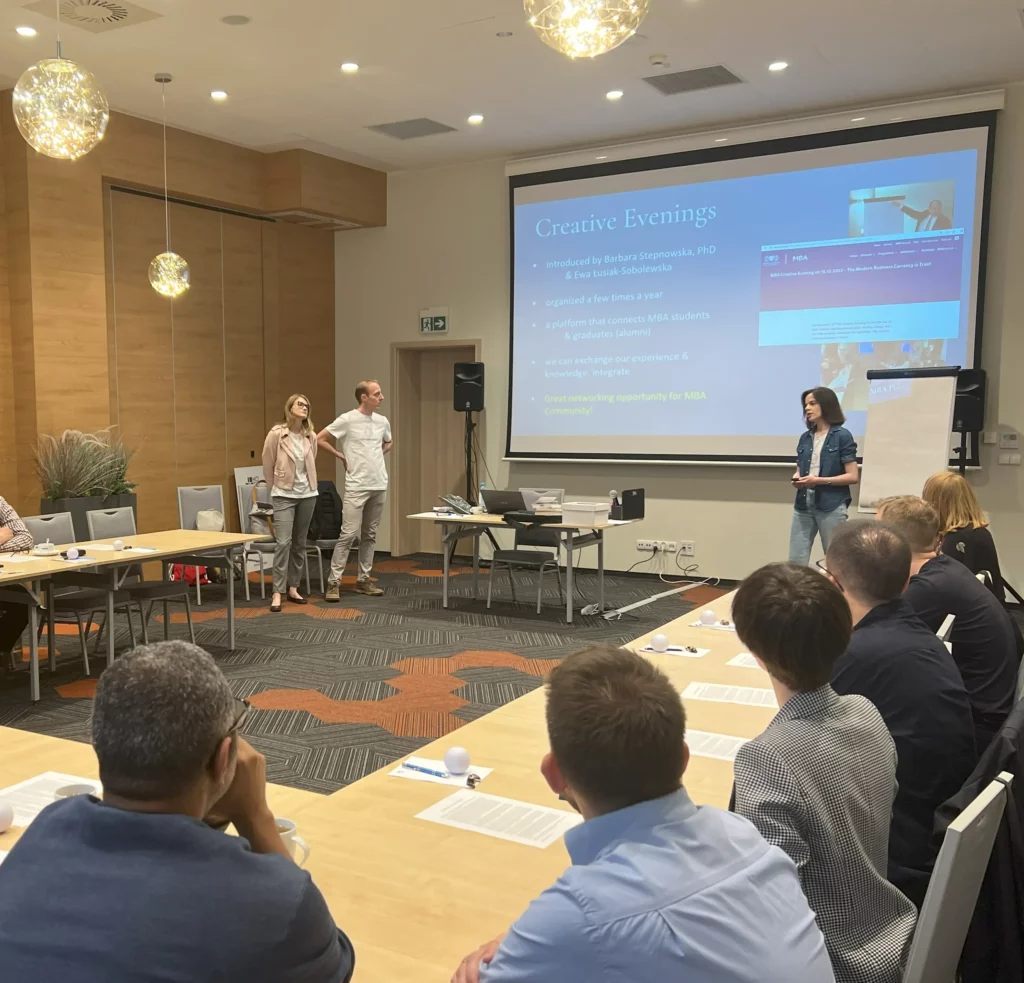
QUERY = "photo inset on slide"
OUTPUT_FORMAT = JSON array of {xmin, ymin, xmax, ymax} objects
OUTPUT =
[
  {"xmin": 848, "ymin": 181, "xmax": 955, "ymax": 238},
  {"xmin": 819, "ymin": 339, "xmax": 948, "ymax": 412}
]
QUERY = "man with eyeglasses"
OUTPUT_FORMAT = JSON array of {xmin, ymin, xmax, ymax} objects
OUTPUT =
[
  {"xmin": 821, "ymin": 520, "xmax": 975, "ymax": 907},
  {"xmin": 0, "ymin": 641, "xmax": 355, "ymax": 982}
]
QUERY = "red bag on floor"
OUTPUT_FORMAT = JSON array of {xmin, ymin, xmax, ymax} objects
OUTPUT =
[{"xmin": 170, "ymin": 564, "xmax": 210, "ymax": 586}]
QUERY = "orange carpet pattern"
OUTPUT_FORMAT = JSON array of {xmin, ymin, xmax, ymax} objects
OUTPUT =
[{"xmin": 1, "ymin": 554, "xmax": 727, "ymax": 792}]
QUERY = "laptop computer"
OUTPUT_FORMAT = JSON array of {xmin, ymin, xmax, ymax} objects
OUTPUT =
[
  {"xmin": 518, "ymin": 488, "xmax": 565, "ymax": 512},
  {"xmin": 480, "ymin": 489, "xmax": 527, "ymax": 515}
]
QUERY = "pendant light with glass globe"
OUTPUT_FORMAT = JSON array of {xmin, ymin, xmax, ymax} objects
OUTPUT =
[
  {"xmin": 523, "ymin": 0, "xmax": 650, "ymax": 59},
  {"xmin": 149, "ymin": 73, "xmax": 190, "ymax": 300},
  {"xmin": 12, "ymin": 0, "xmax": 109, "ymax": 160}
]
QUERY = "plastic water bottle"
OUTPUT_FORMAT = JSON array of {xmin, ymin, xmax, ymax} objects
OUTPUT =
[{"xmin": 479, "ymin": 481, "xmax": 486, "ymax": 496}]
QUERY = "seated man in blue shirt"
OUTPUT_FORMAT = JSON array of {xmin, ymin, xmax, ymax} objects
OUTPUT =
[
  {"xmin": 452, "ymin": 644, "xmax": 835, "ymax": 983},
  {"xmin": 0, "ymin": 640, "xmax": 354, "ymax": 983}
]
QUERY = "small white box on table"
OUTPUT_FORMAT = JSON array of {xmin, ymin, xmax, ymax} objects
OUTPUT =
[{"xmin": 561, "ymin": 502, "xmax": 610, "ymax": 526}]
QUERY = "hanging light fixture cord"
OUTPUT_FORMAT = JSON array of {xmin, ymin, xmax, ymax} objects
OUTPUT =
[
  {"xmin": 55, "ymin": 0, "xmax": 62, "ymax": 59},
  {"xmin": 161, "ymin": 81, "xmax": 170, "ymax": 253}
]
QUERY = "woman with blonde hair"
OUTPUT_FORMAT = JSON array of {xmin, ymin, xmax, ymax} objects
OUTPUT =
[
  {"xmin": 922, "ymin": 470, "xmax": 1005, "ymax": 599},
  {"xmin": 262, "ymin": 394, "xmax": 319, "ymax": 612}
]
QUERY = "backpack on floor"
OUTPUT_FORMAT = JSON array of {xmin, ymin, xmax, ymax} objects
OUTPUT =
[{"xmin": 307, "ymin": 481, "xmax": 343, "ymax": 543}]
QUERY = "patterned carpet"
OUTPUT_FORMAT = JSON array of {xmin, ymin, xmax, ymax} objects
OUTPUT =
[{"xmin": 0, "ymin": 555, "xmax": 726, "ymax": 793}]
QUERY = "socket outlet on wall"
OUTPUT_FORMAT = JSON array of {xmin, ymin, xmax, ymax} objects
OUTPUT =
[{"xmin": 637, "ymin": 540, "xmax": 679, "ymax": 553}]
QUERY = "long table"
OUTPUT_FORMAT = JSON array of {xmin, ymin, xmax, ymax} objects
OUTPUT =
[
  {"xmin": 407, "ymin": 511, "xmax": 639, "ymax": 623},
  {"xmin": 0, "ymin": 726, "xmax": 323, "ymax": 853},
  {"xmin": 0, "ymin": 591, "xmax": 776, "ymax": 982},
  {"xmin": 0, "ymin": 530, "xmax": 262, "ymax": 701},
  {"xmin": 294, "ymin": 590, "xmax": 777, "ymax": 982}
]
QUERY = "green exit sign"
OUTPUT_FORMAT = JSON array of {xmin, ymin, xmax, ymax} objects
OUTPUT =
[{"xmin": 419, "ymin": 306, "xmax": 449, "ymax": 334}]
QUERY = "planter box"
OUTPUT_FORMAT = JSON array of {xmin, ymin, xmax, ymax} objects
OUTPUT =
[{"xmin": 40, "ymin": 494, "xmax": 138, "ymax": 543}]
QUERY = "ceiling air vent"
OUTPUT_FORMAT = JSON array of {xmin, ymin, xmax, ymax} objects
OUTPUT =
[
  {"xmin": 23, "ymin": 0, "xmax": 161, "ymax": 33},
  {"xmin": 642, "ymin": 65, "xmax": 743, "ymax": 96},
  {"xmin": 366, "ymin": 118, "xmax": 458, "ymax": 140}
]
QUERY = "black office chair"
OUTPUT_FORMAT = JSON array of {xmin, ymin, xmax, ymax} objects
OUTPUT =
[{"xmin": 487, "ymin": 522, "xmax": 564, "ymax": 614}]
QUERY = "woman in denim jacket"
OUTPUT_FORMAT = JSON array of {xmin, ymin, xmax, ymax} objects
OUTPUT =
[{"xmin": 789, "ymin": 387, "xmax": 859, "ymax": 565}]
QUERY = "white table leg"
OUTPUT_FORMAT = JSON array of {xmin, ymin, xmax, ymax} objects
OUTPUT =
[
  {"xmin": 227, "ymin": 548, "xmax": 236, "ymax": 650},
  {"xmin": 565, "ymin": 530, "xmax": 575, "ymax": 624},
  {"xmin": 442, "ymin": 531, "xmax": 451, "ymax": 608},
  {"xmin": 47, "ymin": 585, "xmax": 56, "ymax": 672},
  {"xmin": 106, "ymin": 571, "xmax": 116, "ymax": 665},
  {"xmin": 29, "ymin": 599, "xmax": 40, "ymax": 703},
  {"xmin": 597, "ymin": 531, "xmax": 605, "ymax": 614},
  {"xmin": 473, "ymin": 534, "xmax": 480, "ymax": 599}
]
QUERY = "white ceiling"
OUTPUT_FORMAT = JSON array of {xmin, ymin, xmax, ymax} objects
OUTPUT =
[{"xmin": 1, "ymin": 0, "xmax": 1022, "ymax": 172}]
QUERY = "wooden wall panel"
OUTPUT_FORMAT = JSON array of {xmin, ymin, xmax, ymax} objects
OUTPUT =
[
  {"xmin": 0, "ymin": 112, "xmax": 17, "ymax": 505},
  {"xmin": 169, "ymin": 204, "xmax": 227, "ymax": 509},
  {"xmin": 264, "ymin": 222, "xmax": 335, "ymax": 432},
  {"xmin": 3, "ymin": 104, "xmax": 37, "ymax": 512},
  {"xmin": 222, "ymin": 214, "xmax": 267, "ymax": 530},
  {"xmin": 108, "ymin": 191, "xmax": 177, "ymax": 532},
  {"xmin": 27, "ymin": 155, "xmax": 109, "ymax": 440}
]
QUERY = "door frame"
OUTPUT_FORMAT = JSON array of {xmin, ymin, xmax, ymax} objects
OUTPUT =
[{"xmin": 390, "ymin": 339, "xmax": 482, "ymax": 557}]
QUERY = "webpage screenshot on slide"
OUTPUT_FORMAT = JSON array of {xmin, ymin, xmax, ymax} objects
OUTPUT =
[{"xmin": 507, "ymin": 119, "xmax": 992, "ymax": 461}]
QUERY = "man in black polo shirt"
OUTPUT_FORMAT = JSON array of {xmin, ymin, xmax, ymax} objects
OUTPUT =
[
  {"xmin": 823, "ymin": 521, "xmax": 976, "ymax": 906},
  {"xmin": 879, "ymin": 495, "xmax": 1018, "ymax": 754}
]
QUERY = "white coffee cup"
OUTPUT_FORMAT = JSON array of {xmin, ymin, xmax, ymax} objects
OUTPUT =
[
  {"xmin": 276, "ymin": 817, "xmax": 311, "ymax": 866},
  {"xmin": 53, "ymin": 783, "xmax": 98, "ymax": 801}
]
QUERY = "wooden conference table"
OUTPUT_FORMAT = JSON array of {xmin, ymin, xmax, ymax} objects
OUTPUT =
[
  {"xmin": 295, "ymin": 589, "xmax": 775, "ymax": 982},
  {"xmin": 0, "ymin": 530, "xmax": 260, "ymax": 701},
  {"xmin": 0, "ymin": 591, "xmax": 773, "ymax": 982},
  {"xmin": 0, "ymin": 726, "xmax": 323, "ymax": 854},
  {"xmin": 408, "ymin": 510, "xmax": 639, "ymax": 623}
]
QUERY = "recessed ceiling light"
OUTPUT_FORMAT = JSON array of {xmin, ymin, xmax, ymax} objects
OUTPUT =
[
  {"xmin": 596, "ymin": 155, "xmax": 609, "ymax": 160},
  {"xmin": 340, "ymin": 62, "xmax": 359, "ymax": 73},
  {"xmin": 220, "ymin": 14, "xmax": 251, "ymax": 26},
  {"xmin": 467, "ymin": 114, "xmax": 484, "ymax": 125},
  {"xmin": 210, "ymin": 90, "xmax": 228, "ymax": 101},
  {"xmin": 714, "ymin": 137, "xmax": 728, "ymax": 143},
  {"xmin": 851, "ymin": 116, "xmax": 866, "ymax": 122},
  {"xmin": 768, "ymin": 61, "xmax": 788, "ymax": 71},
  {"xmin": 15, "ymin": 25, "xmax": 37, "ymax": 37},
  {"xmin": 606, "ymin": 90, "xmax": 624, "ymax": 101},
  {"xmin": 890, "ymin": 116, "xmax": 904, "ymax": 122},
  {"xmin": 496, "ymin": 31, "xmax": 513, "ymax": 37}
]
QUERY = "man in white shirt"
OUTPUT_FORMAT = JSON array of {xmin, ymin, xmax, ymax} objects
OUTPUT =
[{"xmin": 317, "ymin": 380, "xmax": 393, "ymax": 600}]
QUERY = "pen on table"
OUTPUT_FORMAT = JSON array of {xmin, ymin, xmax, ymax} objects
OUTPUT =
[{"xmin": 400, "ymin": 761, "xmax": 450, "ymax": 779}]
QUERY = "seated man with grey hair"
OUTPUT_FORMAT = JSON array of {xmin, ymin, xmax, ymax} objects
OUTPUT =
[{"xmin": 0, "ymin": 641, "xmax": 354, "ymax": 982}]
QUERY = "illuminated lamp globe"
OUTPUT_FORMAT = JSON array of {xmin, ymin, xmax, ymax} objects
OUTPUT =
[
  {"xmin": 523, "ymin": 0, "xmax": 649, "ymax": 59},
  {"xmin": 12, "ymin": 58, "xmax": 109, "ymax": 160},
  {"xmin": 149, "ymin": 252, "xmax": 191, "ymax": 299}
]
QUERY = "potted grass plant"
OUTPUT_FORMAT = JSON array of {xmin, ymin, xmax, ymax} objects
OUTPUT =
[{"xmin": 35, "ymin": 429, "xmax": 137, "ymax": 541}]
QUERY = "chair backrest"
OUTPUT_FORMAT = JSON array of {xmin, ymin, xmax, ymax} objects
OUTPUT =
[
  {"xmin": 901, "ymin": 772, "xmax": 1013, "ymax": 983},
  {"xmin": 936, "ymin": 613, "xmax": 955, "ymax": 653},
  {"xmin": 515, "ymin": 525, "xmax": 560, "ymax": 550},
  {"xmin": 177, "ymin": 486, "xmax": 225, "ymax": 531},
  {"xmin": 86, "ymin": 506, "xmax": 137, "ymax": 541},
  {"xmin": 23, "ymin": 512, "xmax": 75, "ymax": 547}
]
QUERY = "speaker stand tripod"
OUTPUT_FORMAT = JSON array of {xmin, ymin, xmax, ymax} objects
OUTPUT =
[{"xmin": 455, "ymin": 407, "xmax": 499, "ymax": 563}]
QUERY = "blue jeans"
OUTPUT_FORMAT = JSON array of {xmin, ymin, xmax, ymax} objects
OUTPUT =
[{"xmin": 789, "ymin": 504, "xmax": 848, "ymax": 566}]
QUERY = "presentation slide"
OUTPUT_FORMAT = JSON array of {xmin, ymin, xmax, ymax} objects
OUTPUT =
[{"xmin": 507, "ymin": 120, "xmax": 992, "ymax": 461}]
